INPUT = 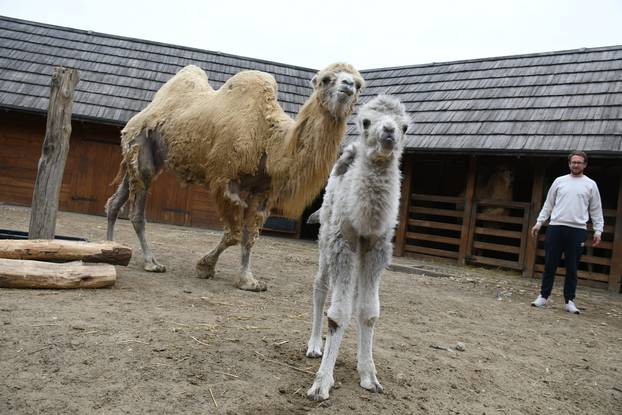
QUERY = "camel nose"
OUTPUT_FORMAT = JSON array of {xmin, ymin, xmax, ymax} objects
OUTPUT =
[{"xmin": 339, "ymin": 79, "xmax": 355, "ymax": 95}]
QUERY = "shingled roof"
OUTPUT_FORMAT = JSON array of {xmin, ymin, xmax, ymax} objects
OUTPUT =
[
  {"xmin": 0, "ymin": 15, "xmax": 316, "ymax": 123},
  {"xmin": 358, "ymin": 46, "xmax": 622, "ymax": 155},
  {"xmin": 1, "ymin": 15, "xmax": 621, "ymax": 155}
]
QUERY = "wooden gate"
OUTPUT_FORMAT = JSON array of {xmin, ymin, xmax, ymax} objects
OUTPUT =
[{"xmin": 465, "ymin": 200, "xmax": 531, "ymax": 270}]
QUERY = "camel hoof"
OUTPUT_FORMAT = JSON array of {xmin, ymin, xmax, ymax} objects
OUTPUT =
[
  {"xmin": 360, "ymin": 379, "xmax": 383, "ymax": 394},
  {"xmin": 196, "ymin": 262, "xmax": 215, "ymax": 279},
  {"xmin": 236, "ymin": 279, "xmax": 267, "ymax": 292},
  {"xmin": 306, "ymin": 340, "xmax": 323, "ymax": 358},
  {"xmin": 144, "ymin": 262, "xmax": 166, "ymax": 272}
]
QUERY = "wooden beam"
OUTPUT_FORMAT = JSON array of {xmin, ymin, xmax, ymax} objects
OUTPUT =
[
  {"xmin": 29, "ymin": 67, "xmax": 80, "ymax": 239},
  {"xmin": 458, "ymin": 156, "xmax": 477, "ymax": 265},
  {"xmin": 523, "ymin": 161, "xmax": 546, "ymax": 277},
  {"xmin": 608, "ymin": 175, "xmax": 622, "ymax": 292},
  {"xmin": 395, "ymin": 156, "xmax": 413, "ymax": 256},
  {"xmin": 0, "ymin": 259, "xmax": 116, "ymax": 289},
  {"xmin": 0, "ymin": 239, "xmax": 132, "ymax": 266}
]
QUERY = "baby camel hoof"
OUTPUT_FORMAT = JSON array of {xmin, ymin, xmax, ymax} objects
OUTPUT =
[
  {"xmin": 144, "ymin": 262, "xmax": 166, "ymax": 272},
  {"xmin": 307, "ymin": 384, "xmax": 330, "ymax": 401},
  {"xmin": 195, "ymin": 262, "xmax": 215, "ymax": 279},
  {"xmin": 361, "ymin": 379, "xmax": 384, "ymax": 394},
  {"xmin": 305, "ymin": 344, "xmax": 323, "ymax": 358},
  {"xmin": 236, "ymin": 279, "xmax": 267, "ymax": 292}
]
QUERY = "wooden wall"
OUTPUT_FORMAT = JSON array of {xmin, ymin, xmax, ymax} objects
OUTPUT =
[{"xmin": 0, "ymin": 111, "xmax": 223, "ymax": 229}]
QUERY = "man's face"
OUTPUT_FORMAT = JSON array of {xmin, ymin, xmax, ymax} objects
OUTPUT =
[{"xmin": 569, "ymin": 155, "xmax": 586, "ymax": 176}]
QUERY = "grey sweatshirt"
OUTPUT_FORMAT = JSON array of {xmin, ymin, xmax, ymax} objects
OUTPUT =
[{"xmin": 536, "ymin": 174, "xmax": 604, "ymax": 235}]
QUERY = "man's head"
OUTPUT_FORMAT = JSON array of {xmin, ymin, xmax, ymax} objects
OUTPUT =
[{"xmin": 568, "ymin": 151, "xmax": 588, "ymax": 176}]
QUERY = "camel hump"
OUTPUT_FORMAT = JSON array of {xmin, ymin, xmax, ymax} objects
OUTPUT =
[
  {"xmin": 154, "ymin": 65, "xmax": 213, "ymax": 99},
  {"xmin": 221, "ymin": 70, "xmax": 278, "ymax": 97}
]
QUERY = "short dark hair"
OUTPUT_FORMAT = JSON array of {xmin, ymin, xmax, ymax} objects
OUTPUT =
[{"xmin": 568, "ymin": 151, "xmax": 588, "ymax": 163}]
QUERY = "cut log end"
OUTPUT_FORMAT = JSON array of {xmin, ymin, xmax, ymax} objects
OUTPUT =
[{"xmin": 0, "ymin": 259, "xmax": 116, "ymax": 289}]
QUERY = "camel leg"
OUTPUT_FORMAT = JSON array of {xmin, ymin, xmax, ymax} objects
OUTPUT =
[
  {"xmin": 129, "ymin": 187, "xmax": 166, "ymax": 272},
  {"xmin": 125, "ymin": 131, "xmax": 166, "ymax": 272},
  {"xmin": 356, "ymin": 238, "xmax": 389, "ymax": 394},
  {"xmin": 235, "ymin": 198, "xmax": 269, "ymax": 291},
  {"xmin": 306, "ymin": 253, "xmax": 329, "ymax": 357},
  {"xmin": 308, "ymin": 237, "xmax": 355, "ymax": 401},
  {"xmin": 195, "ymin": 226, "xmax": 240, "ymax": 279},
  {"xmin": 105, "ymin": 174, "xmax": 129, "ymax": 241}
]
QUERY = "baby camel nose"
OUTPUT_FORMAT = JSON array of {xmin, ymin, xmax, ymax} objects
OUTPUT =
[{"xmin": 381, "ymin": 125, "xmax": 395, "ymax": 141}]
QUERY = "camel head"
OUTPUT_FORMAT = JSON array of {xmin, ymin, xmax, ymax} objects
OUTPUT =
[
  {"xmin": 310, "ymin": 63, "xmax": 365, "ymax": 120},
  {"xmin": 357, "ymin": 95, "xmax": 411, "ymax": 160},
  {"xmin": 497, "ymin": 165, "xmax": 515, "ymax": 187}
]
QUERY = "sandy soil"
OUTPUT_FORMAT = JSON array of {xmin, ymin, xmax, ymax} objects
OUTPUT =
[{"xmin": 0, "ymin": 204, "xmax": 621, "ymax": 414}]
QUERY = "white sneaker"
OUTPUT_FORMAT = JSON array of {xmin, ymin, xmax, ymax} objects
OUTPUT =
[
  {"xmin": 564, "ymin": 300, "xmax": 581, "ymax": 314},
  {"xmin": 531, "ymin": 295, "xmax": 548, "ymax": 307}
]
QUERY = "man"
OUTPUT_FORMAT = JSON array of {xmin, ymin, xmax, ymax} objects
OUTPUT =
[{"xmin": 530, "ymin": 151, "xmax": 604, "ymax": 314}]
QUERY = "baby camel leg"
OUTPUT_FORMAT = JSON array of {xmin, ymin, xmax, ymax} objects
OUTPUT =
[
  {"xmin": 306, "ymin": 253, "xmax": 329, "ymax": 357},
  {"xmin": 236, "ymin": 198, "xmax": 269, "ymax": 291},
  {"xmin": 356, "ymin": 238, "xmax": 390, "ymax": 393},
  {"xmin": 105, "ymin": 174, "xmax": 129, "ymax": 241},
  {"xmin": 308, "ymin": 238, "xmax": 355, "ymax": 401}
]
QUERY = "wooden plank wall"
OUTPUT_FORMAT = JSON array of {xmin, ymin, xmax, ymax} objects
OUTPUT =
[{"xmin": 0, "ymin": 111, "xmax": 223, "ymax": 230}]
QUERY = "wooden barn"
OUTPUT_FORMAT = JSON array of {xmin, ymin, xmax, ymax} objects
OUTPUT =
[
  {"xmin": 1, "ymin": 16, "xmax": 621, "ymax": 291},
  {"xmin": 357, "ymin": 48, "xmax": 622, "ymax": 292},
  {"xmin": 0, "ymin": 15, "xmax": 316, "ymax": 234}
]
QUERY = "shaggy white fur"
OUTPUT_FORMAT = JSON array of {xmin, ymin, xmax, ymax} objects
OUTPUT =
[{"xmin": 305, "ymin": 95, "xmax": 411, "ymax": 401}]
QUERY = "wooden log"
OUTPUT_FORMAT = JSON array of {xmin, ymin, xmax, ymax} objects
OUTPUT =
[
  {"xmin": 0, "ymin": 240, "xmax": 131, "ymax": 266},
  {"xmin": 29, "ymin": 66, "xmax": 80, "ymax": 239},
  {"xmin": 0, "ymin": 259, "xmax": 116, "ymax": 289}
]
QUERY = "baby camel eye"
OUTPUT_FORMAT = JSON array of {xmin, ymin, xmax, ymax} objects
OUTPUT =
[
  {"xmin": 362, "ymin": 119, "xmax": 371, "ymax": 129},
  {"xmin": 401, "ymin": 125, "xmax": 408, "ymax": 133},
  {"xmin": 321, "ymin": 76, "xmax": 331, "ymax": 84},
  {"xmin": 355, "ymin": 81, "xmax": 362, "ymax": 90}
]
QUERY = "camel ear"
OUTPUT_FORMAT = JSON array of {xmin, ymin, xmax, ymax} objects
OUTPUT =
[{"xmin": 309, "ymin": 75, "xmax": 317, "ymax": 89}]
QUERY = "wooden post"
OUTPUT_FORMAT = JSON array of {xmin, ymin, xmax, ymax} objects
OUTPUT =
[
  {"xmin": 395, "ymin": 155, "xmax": 413, "ymax": 256},
  {"xmin": 523, "ymin": 161, "xmax": 546, "ymax": 277},
  {"xmin": 458, "ymin": 156, "xmax": 477, "ymax": 265},
  {"xmin": 608, "ymin": 175, "xmax": 622, "ymax": 292},
  {"xmin": 29, "ymin": 67, "xmax": 79, "ymax": 239}
]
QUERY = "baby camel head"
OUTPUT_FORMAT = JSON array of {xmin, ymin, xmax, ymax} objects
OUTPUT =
[
  {"xmin": 311, "ymin": 63, "xmax": 365, "ymax": 120},
  {"xmin": 357, "ymin": 95, "xmax": 411, "ymax": 160}
]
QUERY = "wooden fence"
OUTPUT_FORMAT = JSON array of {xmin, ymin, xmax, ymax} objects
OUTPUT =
[{"xmin": 401, "ymin": 192, "xmax": 620, "ymax": 291}]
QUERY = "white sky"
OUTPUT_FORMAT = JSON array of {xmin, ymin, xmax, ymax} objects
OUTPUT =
[{"xmin": 1, "ymin": 0, "xmax": 621, "ymax": 70}]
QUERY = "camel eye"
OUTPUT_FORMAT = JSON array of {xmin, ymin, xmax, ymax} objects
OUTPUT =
[
  {"xmin": 402, "ymin": 125, "xmax": 408, "ymax": 133},
  {"xmin": 321, "ymin": 76, "xmax": 331, "ymax": 85},
  {"xmin": 362, "ymin": 119, "xmax": 371, "ymax": 129},
  {"xmin": 355, "ymin": 81, "xmax": 362, "ymax": 90}
]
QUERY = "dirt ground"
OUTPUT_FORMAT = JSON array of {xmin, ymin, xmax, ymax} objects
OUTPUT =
[{"xmin": 0, "ymin": 204, "xmax": 621, "ymax": 414}]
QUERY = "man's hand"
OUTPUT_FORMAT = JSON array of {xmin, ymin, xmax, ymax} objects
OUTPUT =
[
  {"xmin": 592, "ymin": 232, "xmax": 602, "ymax": 247},
  {"xmin": 530, "ymin": 223, "xmax": 541, "ymax": 238}
]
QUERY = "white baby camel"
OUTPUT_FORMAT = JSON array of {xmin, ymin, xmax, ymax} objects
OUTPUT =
[{"xmin": 306, "ymin": 95, "xmax": 410, "ymax": 401}]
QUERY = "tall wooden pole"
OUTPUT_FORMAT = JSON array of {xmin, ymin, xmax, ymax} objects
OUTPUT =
[
  {"xmin": 29, "ymin": 67, "xmax": 79, "ymax": 239},
  {"xmin": 608, "ymin": 174, "xmax": 622, "ymax": 292},
  {"xmin": 458, "ymin": 156, "xmax": 477, "ymax": 265},
  {"xmin": 395, "ymin": 155, "xmax": 413, "ymax": 257},
  {"xmin": 523, "ymin": 161, "xmax": 546, "ymax": 278}
]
